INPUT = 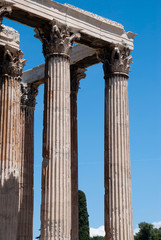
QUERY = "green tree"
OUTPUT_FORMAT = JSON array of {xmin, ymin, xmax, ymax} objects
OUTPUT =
[
  {"xmin": 79, "ymin": 190, "xmax": 90, "ymax": 240},
  {"xmin": 134, "ymin": 222, "xmax": 161, "ymax": 240},
  {"xmin": 90, "ymin": 236, "xmax": 105, "ymax": 240},
  {"xmin": 153, "ymin": 227, "xmax": 161, "ymax": 240}
]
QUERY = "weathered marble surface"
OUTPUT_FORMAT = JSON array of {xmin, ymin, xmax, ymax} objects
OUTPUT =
[
  {"xmin": 0, "ymin": 0, "xmax": 136, "ymax": 49},
  {"xmin": 0, "ymin": 24, "xmax": 19, "ymax": 49},
  {"xmin": 70, "ymin": 66, "xmax": 86, "ymax": 240},
  {"xmin": 22, "ymin": 45, "xmax": 96, "ymax": 85},
  {"xmin": 0, "ymin": 21, "xmax": 26, "ymax": 240},
  {"xmin": 101, "ymin": 45, "xmax": 133, "ymax": 240},
  {"xmin": 0, "ymin": 46, "xmax": 25, "ymax": 240},
  {"xmin": 17, "ymin": 83, "xmax": 38, "ymax": 240},
  {"xmin": 35, "ymin": 21, "xmax": 81, "ymax": 240},
  {"xmin": 0, "ymin": 1, "xmax": 135, "ymax": 239}
]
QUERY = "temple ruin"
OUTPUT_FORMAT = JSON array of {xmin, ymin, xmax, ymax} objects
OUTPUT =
[{"xmin": 0, "ymin": 0, "xmax": 136, "ymax": 239}]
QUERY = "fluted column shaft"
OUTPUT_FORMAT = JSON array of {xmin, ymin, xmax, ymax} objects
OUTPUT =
[
  {"xmin": 99, "ymin": 45, "xmax": 133, "ymax": 240},
  {"xmin": 0, "ymin": 46, "xmax": 25, "ymax": 240},
  {"xmin": 35, "ymin": 21, "xmax": 81, "ymax": 240},
  {"xmin": 70, "ymin": 67, "xmax": 86, "ymax": 240},
  {"xmin": 17, "ymin": 84, "xmax": 38, "ymax": 240},
  {"xmin": 105, "ymin": 74, "xmax": 133, "ymax": 240},
  {"xmin": 0, "ymin": 75, "xmax": 20, "ymax": 240},
  {"xmin": 41, "ymin": 55, "xmax": 71, "ymax": 240},
  {"xmin": 71, "ymin": 90, "xmax": 78, "ymax": 240}
]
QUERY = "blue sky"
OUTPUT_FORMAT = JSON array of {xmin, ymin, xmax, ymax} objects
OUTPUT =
[{"xmin": 4, "ymin": 0, "xmax": 161, "ymax": 238}]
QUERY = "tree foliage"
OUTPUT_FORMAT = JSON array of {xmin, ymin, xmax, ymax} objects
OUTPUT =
[
  {"xmin": 79, "ymin": 190, "xmax": 90, "ymax": 240},
  {"xmin": 90, "ymin": 236, "xmax": 105, "ymax": 240},
  {"xmin": 134, "ymin": 222, "xmax": 161, "ymax": 240}
]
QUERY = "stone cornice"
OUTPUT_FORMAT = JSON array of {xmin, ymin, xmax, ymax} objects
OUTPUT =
[
  {"xmin": 0, "ymin": 0, "xmax": 14, "ymax": 6},
  {"xmin": 35, "ymin": 20, "xmax": 81, "ymax": 58},
  {"xmin": 64, "ymin": 3, "xmax": 124, "ymax": 29},
  {"xmin": 70, "ymin": 66, "xmax": 86, "ymax": 94},
  {"xmin": 0, "ymin": 0, "xmax": 136, "ymax": 50},
  {"xmin": 21, "ymin": 83, "xmax": 38, "ymax": 108},
  {"xmin": 98, "ymin": 44, "xmax": 132, "ymax": 77},
  {"xmin": 0, "ymin": 24, "xmax": 19, "ymax": 50},
  {"xmin": 0, "ymin": 46, "xmax": 26, "ymax": 79}
]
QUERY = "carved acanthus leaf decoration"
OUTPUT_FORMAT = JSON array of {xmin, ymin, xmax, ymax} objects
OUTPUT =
[
  {"xmin": 1, "ymin": 47, "xmax": 26, "ymax": 78},
  {"xmin": 98, "ymin": 44, "xmax": 133, "ymax": 77},
  {"xmin": 35, "ymin": 20, "xmax": 81, "ymax": 57},
  {"xmin": 70, "ymin": 66, "xmax": 87, "ymax": 94},
  {"xmin": 21, "ymin": 83, "xmax": 38, "ymax": 108}
]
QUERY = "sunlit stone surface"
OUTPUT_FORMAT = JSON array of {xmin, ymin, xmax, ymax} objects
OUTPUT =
[{"xmin": 0, "ymin": 1, "xmax": 135, "ymax": 239}]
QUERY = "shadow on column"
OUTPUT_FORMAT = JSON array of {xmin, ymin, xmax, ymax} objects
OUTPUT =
[
  {"xmin": 0, "ymin": 173, "xmax": 19, "ymax": 240},
  {"xmin": 17, "ymin": 108, "xmax": 34, "ymax": 240}
]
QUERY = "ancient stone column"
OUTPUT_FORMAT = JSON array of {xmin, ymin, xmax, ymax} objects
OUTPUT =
[
  {"xmin": 35, "ymin": 21, "xmax": 80, "ymax": 240},
  {"xmin": 70, "ymin": 66, "xmax": 86, "ymax": 240},
  {"xmin": 99, "ymin": 45, "xmax": 133, "ymax": 240},
  {"xmin": 17, "ymin": 83, "xmax": 38, "ymax": 240},
  {"xmin": 0, "ymin": 26, "xmax": 25, "ymax": 240}
]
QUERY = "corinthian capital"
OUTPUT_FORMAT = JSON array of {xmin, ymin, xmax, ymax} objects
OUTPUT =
[
  {"xmin": 98, "ymin": 44, "xmax": 133, "ymax": 77},
  {"xmin": 35, "ymin": 20, "xmax": 81, "ymax": 58},
  {"xmin": 70, "ymin": 66, "xmax": 87, "ymax": 94},
  {"xmin": 21, "ymin": 83, "xmax": 38, "ymax": 108},
  {"xmin": 0, "ymin": 47, "xmax": 26, "ymax": 79},
  {"xmin": 0, "ymin": 46, "xmax": 26, "ymax": 79}
]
